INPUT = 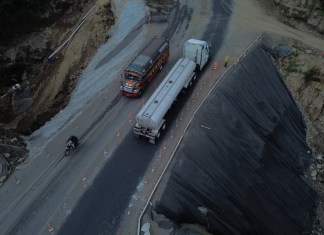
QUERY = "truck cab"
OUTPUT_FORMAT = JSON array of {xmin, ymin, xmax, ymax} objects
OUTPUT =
[
  {"xmin": 121, "ymin": 72, "xmax": 145, "ymax": 97},
  {"xmin": 183, "ymin": 39, "xmax": 210, "ymax": 71}
]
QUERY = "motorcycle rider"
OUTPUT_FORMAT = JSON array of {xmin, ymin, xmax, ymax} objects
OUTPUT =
[{"xmin": 67, "ymin": 135, "xmax": 79, "ymax": 149}]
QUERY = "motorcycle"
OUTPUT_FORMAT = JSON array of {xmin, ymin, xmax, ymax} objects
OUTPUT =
[
  {"xmin": 64, "ymin": 143, "xmax": 75, "ymax": 156},
  {"xmin": 65, "ymin": 136, "xmax": 79, "ymax": 156}
]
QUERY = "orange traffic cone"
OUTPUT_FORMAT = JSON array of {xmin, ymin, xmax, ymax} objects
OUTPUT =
[{"xmin": 213, "ymin": 61, "xmax": 219, "ymax": 70}]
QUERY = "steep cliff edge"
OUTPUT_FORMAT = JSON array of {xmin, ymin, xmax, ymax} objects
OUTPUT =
[
  {"xmin": 0, "ymin": 0, "xmax": 115, "ymax": 179},
  {"xmin": 279, "ymin": 42, "xmax": 324, "ymax": 153},
  {"xmin": 0, "ymin": 0, "xmax": 114, "ymax": 133}
]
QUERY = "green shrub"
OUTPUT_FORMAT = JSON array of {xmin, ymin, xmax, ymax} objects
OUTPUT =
[
  {"xmin": 303, "ymin": 66, "xmax": 321, "ymax": 82},
  {"xmin": 285, "ymin": 61, "xmax": 299, "ymax": 73}
]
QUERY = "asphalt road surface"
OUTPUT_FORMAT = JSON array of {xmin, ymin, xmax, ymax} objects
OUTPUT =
[{"xmin": 1, "ymin": 1, "xmax": 232, "ymax": 234}]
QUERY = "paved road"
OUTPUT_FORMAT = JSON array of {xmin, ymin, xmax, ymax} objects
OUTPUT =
[
  {"xmin": 58, "ymin": 1, "xmax": 232, "ymax": 234},
  {"xmin": 2, "ymin": 1, "xmax": 233, "ymax": 235}
]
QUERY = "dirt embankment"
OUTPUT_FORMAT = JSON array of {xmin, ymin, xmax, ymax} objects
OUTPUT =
[
  {"xmin": 274, "ymin": 0, "xmax": 324, "ymax": 35},
  {"xmin": 261, "ymin": 0, "xmax": 324, "ymax": 168},
  {"xmin": 279, "ymin": 42, "xmax": 324, "ymax": 153},
  {"xmin": 0, "ymin": 0, "xmax": 115, "ymax": 179},
  {"xmin": 1, "ymin": 0, "xmax": 115, "ymax": 133},
  {"xmin": 277, "ymin": 39, "xmax": 324, "ymax": 234}
]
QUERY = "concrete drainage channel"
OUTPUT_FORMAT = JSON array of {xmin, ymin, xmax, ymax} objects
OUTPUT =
[{"xmin": 136, "ymin": 33, "xmax": 264, "ymax": 235}]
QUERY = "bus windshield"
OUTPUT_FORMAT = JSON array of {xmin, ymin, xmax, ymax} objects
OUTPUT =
[{"xmin": 125, "ymin": 73, "xmax": 141, "ymax": 81}]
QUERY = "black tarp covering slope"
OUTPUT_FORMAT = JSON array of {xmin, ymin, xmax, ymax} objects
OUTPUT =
[{"xmin": 155, "ymin": 46, "xmax": 317, "ymax": 235}]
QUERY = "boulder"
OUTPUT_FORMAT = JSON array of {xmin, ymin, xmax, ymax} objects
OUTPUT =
[{"xmin": 311, "ymin": 170, "xmax": 317, "ymax": 179}]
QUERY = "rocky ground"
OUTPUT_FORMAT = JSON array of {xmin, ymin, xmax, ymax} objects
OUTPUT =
[
  {"xmin": 279, "ymin": 42, "xmax": 324, "ymax": 153},
  {"xmin": 0, "ymin": 0, "xmax": 115, "ymax": 182},
  {"xmin": 278, "ymin": 39, "xmax": 324, "ymax": 235},
  {"xmin": 261, "ymin": 6, "xmax": 324, "ymax": 232}
]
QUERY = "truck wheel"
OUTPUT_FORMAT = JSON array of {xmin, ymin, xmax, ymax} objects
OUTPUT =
[
  {"xmin": 156, "ymin": 131, "xmax": 161, "ymax": 139},
  {"xmin": 138, "ymin": 90, "xmax": 142, "ymax": 97}
]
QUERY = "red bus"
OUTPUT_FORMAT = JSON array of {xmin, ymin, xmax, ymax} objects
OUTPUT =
[{"xmin": 120, "ymin": 36, "xmax": 169, "ymax": 97}]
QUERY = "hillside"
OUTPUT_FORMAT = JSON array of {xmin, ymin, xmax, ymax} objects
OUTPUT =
[
  {"xmin": 0, "ymin": 0, "xmax": 115, "ymax": 176},
  {"xmin": 0, "ymin": 3, "xmax": 323, "ymax": 231}
]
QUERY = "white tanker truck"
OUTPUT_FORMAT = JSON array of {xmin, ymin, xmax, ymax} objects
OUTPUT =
[{"xmin": 133, "ymin": 39, "xmax": 211, "ymax": 144}]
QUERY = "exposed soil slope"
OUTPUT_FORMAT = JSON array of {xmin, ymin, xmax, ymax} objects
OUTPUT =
[{"xmin": 0, "ymin": 0, "xmax": 115, "ymax": 174}]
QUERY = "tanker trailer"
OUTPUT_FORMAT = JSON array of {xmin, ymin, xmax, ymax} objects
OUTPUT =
[{"xmin": 133, "ymin": 58, "xmax": 196, "ymax": 144}]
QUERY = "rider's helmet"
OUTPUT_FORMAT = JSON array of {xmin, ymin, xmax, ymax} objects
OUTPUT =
[{"xmin": 70, "ymin": 136, "xmax": 79, "ymax": 146}]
